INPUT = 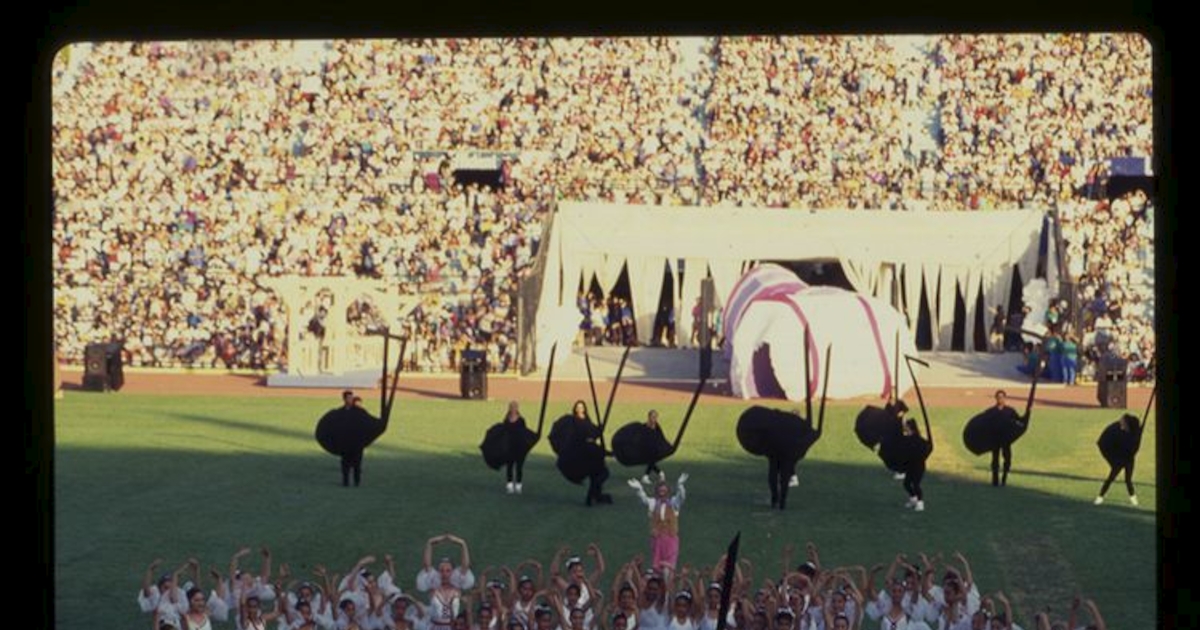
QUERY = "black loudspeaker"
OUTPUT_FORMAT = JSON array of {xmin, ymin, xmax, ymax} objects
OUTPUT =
[
  {"xmin": 82, "ymin": 343, "xmax": 124, "ymax": 392},
  {"xmin": 460, "ymin": 349, "xmax": 488, "ymax": 400},
  {"xmin": 1097, "ymin": 357, "xmax": 1128, "ymax": 409}
]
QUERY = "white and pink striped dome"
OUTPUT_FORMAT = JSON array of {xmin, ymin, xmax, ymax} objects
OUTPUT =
[{"xmin": 723, "ymin": 264, "xmax": 917, "ymax": 401}]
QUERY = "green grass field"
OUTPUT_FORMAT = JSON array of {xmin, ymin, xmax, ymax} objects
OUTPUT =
[{"xmin": 54, "ymin": 393, "xmax": 1156, "ymax": 629}]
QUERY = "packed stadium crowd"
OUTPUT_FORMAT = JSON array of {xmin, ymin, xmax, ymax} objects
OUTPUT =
[
  {"xmin": 51, "ymin": 34, "xmax": 1153, "ymax": 376},
  {"xmin": 136, "ymin": 539, "xmax": 1107, "ymax": 630},
  {"xmin": 1057, "ymin": 190, "xmax": 1155, "ymax": 382}
]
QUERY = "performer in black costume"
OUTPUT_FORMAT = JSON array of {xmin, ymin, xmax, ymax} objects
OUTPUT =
[
  {"xmin": 862, "ymin": 399, "xmax": 909, "ymax": 479},
  {"xmin": 985, "ymin": 390, "xmax": 1025, "ymax": 487},
  {"xmin": 1094, "ymin": 384, "xmax": 1155, "ymax": 506},
  {"xmin": 548, "ymin": 349, "xmax": 628, "ymax": 507},
  {"xmin": 896, "ymin": 355, "xmax": 933, "ymax": 511},
  {"xmin": 314, "ymin": 331, "xmax": 404, "ymax": 488},
  {"xmin": 854, "ymin": 332, "xmax": 909, "ymax": 479},
  {"xmin": 899, "ymin": 419, "xmax": 931, "ymax": 510},
  {"xmin": 610, "ymin": 362, "xmax": 707, "ymax": 480},
  {"xmin": 963, "ymin": 331, "xmax": 1042, "ymax": 487},
  {"xmin": 316, "ymin": 388, "xmax": 389, "ymax": 487},
  {"xmin": 735, "ymin": 341, "xmax": 831, "ymax": 510},
  {"xmin": 339, "ymin": 390, "xmax": 363, "ymax": 487},
  {"xmin": 480, "ymin": 343, "xmax": 556, "ymax": 494},
  {"xmin": 501, "ymin": 401, "xmax": 530, "ymax": 493},
  {"xmin": 552, "ymin": 401, "xmax": 611, "ymax": 506},
  {"xmin": 1094, "ymin": 413, "xmax": 1145, "ymax": 506}
]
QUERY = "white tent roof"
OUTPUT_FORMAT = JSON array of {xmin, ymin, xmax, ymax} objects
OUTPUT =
[{"xmin": 533, "ymin": 202, "xmax": 1051, "ymax": 365}]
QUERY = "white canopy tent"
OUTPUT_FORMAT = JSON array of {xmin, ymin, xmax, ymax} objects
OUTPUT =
[{"xmin": 532, "ymin": 202, "xmax": 1051, "ymax": 368}]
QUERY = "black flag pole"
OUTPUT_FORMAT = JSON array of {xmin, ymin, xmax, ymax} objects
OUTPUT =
[
  {"xmin": 1136, "ymin": 382, "xmax": 1156, "ymax": 450},
  {"xmin": 381, "ymin": 332, "xmax": 390, "ymax": 414},
  {"xmin": 599, "ymin": 346, "xmax": 632, "ymax": 451},
  {"xmin": 383, "ymin": 338, "xmax": 407, "ymax": 424},
  {"xmin": 602, "ymin": 346, "xmax": 632, "ymax": 430},
  {"xmin": 669, "ymin": 371, "xmax": 707, "ymax": 456},
  {"xmin": 893, "ymin": 330, "xmax": 900, "ymax": 402},
  {"xmin": 585, "ymin": 352, "xmax": 602, "ymax": 424},
  {"xmin": 1141, "ymin": 383, "xmax": 1157, "ymax": 425},
  {"xmin": 534, "ymin": 343, "xmax": 558, "ymax": 440},
  {"xmin": 905, "ymin": 355, "xmax": 932, "ymax": 449},
  {"xmin": 803, "ymin": 333, "xmax": 812, "ymax": 423},
  {"xmin": 816, "ymin": 344, "xmax": 831, "ymax": 435},
  {"xmin": 1023, "ymin": 347, "xmax": 1044, "ymax": 421},
  {"xmin": 714, "ymin": 533, "xmax": 741, "ymax": 630}
]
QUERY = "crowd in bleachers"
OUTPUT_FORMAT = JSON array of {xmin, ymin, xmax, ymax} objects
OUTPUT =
[
  {"xmin": 137, "ymin": 540, "xmax": 1108, "ymax": 630},
  {"xmin": 51, "ymin": 35, "xmax": 1153, "ymax": 374},
  {"xmin": 1058, "ymin": 190, "xmax": 1155, "ymax": 382}
]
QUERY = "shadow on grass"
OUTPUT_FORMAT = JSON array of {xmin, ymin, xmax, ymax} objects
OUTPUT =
[
  {"xmin": 1014, "ymin": 467, "xmax": 1157, "ymax": 488},
  {"xmin": 394, "ymin": 384, "xmax": 463, "ymax": 400},
  {"xmin": 55, "ymin": 445, "xmax": 1157, "ymax": 571},
  {"xmin": 167, "ymin": 412, "xmax": 418, "ymax": 456}
]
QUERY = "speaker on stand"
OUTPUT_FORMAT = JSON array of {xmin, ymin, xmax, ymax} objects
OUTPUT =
[
  {"xmin": 82, "ymin": 342, "xmax": 124, "ymax": 392},
  {"xmin": 1096, "ymin": 356, "xmax": 1128, "ymax": 409},
  {"xmin": 460, "ymin": 349, "xmax": 488, "ymax": 400}
]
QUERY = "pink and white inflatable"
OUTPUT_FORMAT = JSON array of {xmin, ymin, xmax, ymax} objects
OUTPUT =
[{"xmin": 723, "ymin": 264, "xmax": 917, "ymax": 400}]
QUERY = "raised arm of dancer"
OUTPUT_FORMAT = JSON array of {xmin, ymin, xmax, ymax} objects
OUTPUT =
[
  {"xmin": 141, "ymin": 558, "xmax": 164, "ymax": 602},
  {"xmin": 261, "ymin": 546, "xmax": 273, "ymax": 585},
  {"xmin": 501, "ymin": 566, "xmax": 520, "ymax": 601},
  {"xmin": 491, "ymin": 582, "xmax": 510, "ymax": 620},
  {"xmin": 845, "ymin": 576, "xmax": 865, "ymax": 630},
  {"xmin": 547, "ymin": 590, "xmax": 565, "ymax": 619},
  {"xmin": 316, "ymin": 569, "xmax": 338, "ymax": 623},
  {"xmin": 476, "ymin": 567, "xmax": 496, "ymax": 599},
  {"xmin": 689, "ymin": 570, "xmax": 707, "ymax": 614},
  {"xmin": 841, "ymin": 566, "xmax": 868, "ymax": 595},
  {"xmin": 611, "ymin": 563, "xmax": 632, "ymax": 602},
  {"xmin": 230, "ymin": 547, "xmax": 252, "ymax": 588},
  {"xmin": 884, "ymin": 554, "xmax": 904, "ymax": 587},
  {"xmin": 952, "ymin": 552, "xmax": 974, "ymax": 592},
  {"xmin": 993, "ymin": 592, "xmax": 1013, "ymax": 630},
  {"xmin": 279, "ymin": 561, "xmax": 294, "ymax": 591},
  {"xmin": 210, "ymin": 566, "xmax": 228, "ymax": 602},
  {"xmin": 550, "ymin": 546, "xmax": 569, "ymax": 589},
  {"xmin": 281, "ymin": 577, "xmax": 302, "ymax": 624},
  {"xmin": 630, "ymin": 557, "xmax": 646, "ymax": 593},
  {"xmin": 737, "ymin": 559, "xmax": 755, "ymax": 590},
  {"xmin": 628, "ymin": 479, "xmax": 651, "ymax": 506},
  {"xmin": 781, "ymin": 544, "xmax": 795, "ymax": 577},
  {"xmin": 1082, "ymin": 598, "xmax": 1106, "ymax": 630},
  {"xmin": 919, "ymin": 567, "xmax": 935, "ymax": 604},
  {"xmin": 378, "ymin": 554, "xmax": 406, "ymax": 600},
  {"xmin": 587, "ymin": 544, "xmax": 606, "ymax": 586},
  {"xmin": 865, "ymin": 564, "xmax": 884, "ymax": 603},
  {"xmin": 519, "ymin": 560, "xmax": 544, "ymax": 590},
  {"xmin": 262, "ymin": 584, "xmax": 286, "ymax": 623},
  {"xmin": 450, "ymin": 534, "xmax": 472, "ymax": 572},
  {"xmin": 917, "ymin": 553, "xmax": 935, "ymax": 581},
  {"xmin": 424, "ymin": 536, "xmax": 443, "ymax": 571},
  {"xmin": 345, "ymin": 555, "xmax": 377, "ymax": 592},
  {"xmin": 369, "ymin": 584, "xmax": 388, "ymax": 621},
  {"xmin": 806, "ymin": 543, "xmax": 822, "ymax": 574}
]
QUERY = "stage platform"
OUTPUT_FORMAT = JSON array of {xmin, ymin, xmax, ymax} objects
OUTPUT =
[{"xmin": 537, "ymin": 346, "xmax": 1058, "ymax": 390}]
